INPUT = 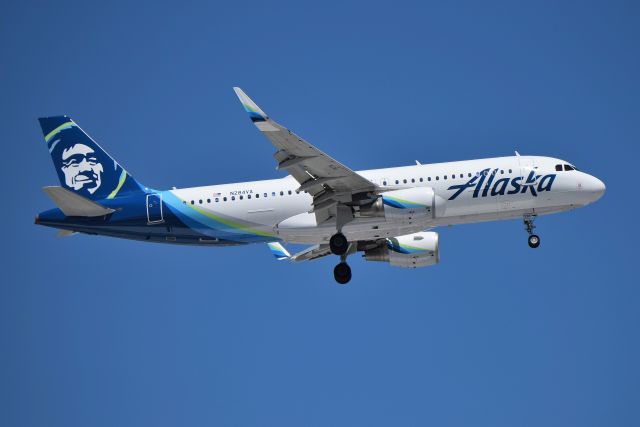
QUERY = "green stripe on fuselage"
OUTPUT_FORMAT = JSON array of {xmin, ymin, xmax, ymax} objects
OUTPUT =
[{"xmin": 185, "ymin": 202, "xmax": 276, "ymax": 238}]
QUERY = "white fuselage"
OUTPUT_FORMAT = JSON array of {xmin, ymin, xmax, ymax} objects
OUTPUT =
[{"xmin": 170, "ymin": 155, "xmax": 605, "ymax": 244}]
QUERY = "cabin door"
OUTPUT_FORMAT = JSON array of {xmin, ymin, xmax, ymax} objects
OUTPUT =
[{"xmin": 146, "ymin": 193, "xmax": 164, "ymax": 224}]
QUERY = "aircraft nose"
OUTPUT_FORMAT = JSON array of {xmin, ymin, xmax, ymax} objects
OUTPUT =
[{"xmin": 583, "ymin": 175, "xmax": 606, "ymax": 202}]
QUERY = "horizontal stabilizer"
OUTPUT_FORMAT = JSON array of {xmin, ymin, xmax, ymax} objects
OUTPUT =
[{"xmin": 42, "ymin": 186, "xmax": 115, "ymax": 217}]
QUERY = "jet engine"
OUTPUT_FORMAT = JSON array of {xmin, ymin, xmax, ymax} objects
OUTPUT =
[{"xmin": 364, "ymin": 231, "xmax": 439, "ymax": 268}]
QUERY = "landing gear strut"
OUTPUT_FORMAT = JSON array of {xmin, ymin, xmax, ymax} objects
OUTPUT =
[{"xmin": 524, "ymin": 214, "xmax": 540, "ymax": 248}]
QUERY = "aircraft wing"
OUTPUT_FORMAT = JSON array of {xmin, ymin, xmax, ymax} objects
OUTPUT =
[
  {"xmin": 233, "ymin": 88, "xmax": 378, "ymax": 219},
  {"xmin": 289, "ymin": 244, "xmax": 332, "ymax": 262}
]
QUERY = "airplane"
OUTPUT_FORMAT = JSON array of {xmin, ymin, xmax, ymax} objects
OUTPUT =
[{"xmin": 35, "ymin": 87, "xmax": 606, "ymax": 284}]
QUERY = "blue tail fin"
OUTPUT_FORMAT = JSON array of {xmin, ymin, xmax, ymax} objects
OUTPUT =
[{"xmin": 39, "ymin": 116, "xmax": 144, "ymax": 200}]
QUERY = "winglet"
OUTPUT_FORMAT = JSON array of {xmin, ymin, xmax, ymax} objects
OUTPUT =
[
  {"xmin": 267, "ymin": 242, "xmax": 291, "ymax": 260},
  {"xmin": 233, "ymin": 87, "xmax": 268, "ymax": 122}
]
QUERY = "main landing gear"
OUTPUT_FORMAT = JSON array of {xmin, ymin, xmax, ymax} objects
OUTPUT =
[
  {"xmin": 524, "ymin": 214, "xmax": 540, "ymax": 249},
  {"xmin": 330, "ymin": 232, "xmax": 352, "ymax": 284},
  {"xmin": 329, "ymin": 232, "xmax": 349, "ymax": 256},
  {"xmin": 334, "ymin": 259, "xmax": 352, "ymax": 284}
]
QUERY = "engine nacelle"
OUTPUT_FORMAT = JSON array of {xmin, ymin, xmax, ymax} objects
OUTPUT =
[
  {"xmin": 364, "ymin": 231, "xmax": 439, "ymax": 268},
  {"xmin": 358, "ymin": 188, "xmax": 446, "ymax": 224}
]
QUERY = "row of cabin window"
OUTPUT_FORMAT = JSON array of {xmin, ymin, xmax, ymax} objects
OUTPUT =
[
  {"xmin": 382, "ymin": 169, "xmax": 514, "ymax": 186},
  {"xmin": 185, "ymin": 190, "xmax": 300, "ymax": 205}
]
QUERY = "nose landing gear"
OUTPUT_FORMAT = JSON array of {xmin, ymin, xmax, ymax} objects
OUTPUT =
[
  {"xmin": 528, "ymin": 234, "xmax": 540, "ymax": 248},
  {"xmin": 524, "ymin": 214, "xmax": 540, "ymax": 248}
]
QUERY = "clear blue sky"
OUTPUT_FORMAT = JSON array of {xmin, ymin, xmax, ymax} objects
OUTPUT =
[{"xmin": 2, "ymin": 1, "xmax": 638, "ymax": 426}]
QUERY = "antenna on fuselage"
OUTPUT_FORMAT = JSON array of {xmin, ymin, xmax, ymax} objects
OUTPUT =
[{"xmin": 515, "ymin": 151, "xmax": 521, "ymax": 156}]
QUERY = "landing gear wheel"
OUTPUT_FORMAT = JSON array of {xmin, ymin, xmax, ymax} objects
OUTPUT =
[
  {"xmin": 523, "ymin": 214, "xmax": 540, "ymax": 249},
  {"xmin": 528, "ymin": 234, "xmax": 540, "ymax": 248},
  {"xmin": 333, "ymin": 262, "xmax": 352, "ymax": 284},
  {"xmin": 329, "ymin": 233, "xmax": 349, "ymax": 256}
]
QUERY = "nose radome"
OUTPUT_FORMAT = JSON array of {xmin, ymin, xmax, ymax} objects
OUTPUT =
[
  {"xmin": 595, "ymin": 177, "xmax": 605, "ymax": 193},
  {"xmin": 585, "ymin": 175, "xmax": 606, "ymax": 200}
]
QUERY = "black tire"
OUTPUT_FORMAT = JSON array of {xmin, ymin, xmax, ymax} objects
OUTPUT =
[
  {"xmin": 333, "ymin": 262, "xmax": 352, "ymax": 284},
  {"xmin": 528, "ymin": 234, "xmax": 540, "ymax": 248},
  {"xmin": 329, "ymin": 233, "xmax": 349, "ymax": 255}
]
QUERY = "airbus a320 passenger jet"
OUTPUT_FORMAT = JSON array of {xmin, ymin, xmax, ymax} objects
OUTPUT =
[{"xmin": 35, "ymin": 88, "xmax": 605, "ymax": 284}]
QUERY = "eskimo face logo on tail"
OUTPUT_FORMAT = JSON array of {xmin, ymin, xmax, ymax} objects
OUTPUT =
[
  {"xmin": 60, "ymin": 143, "xmax": 104, "ymax": 194},
  {"xmin": 447, "ymin": 168, "xmax": 556, "ymax": 200}
]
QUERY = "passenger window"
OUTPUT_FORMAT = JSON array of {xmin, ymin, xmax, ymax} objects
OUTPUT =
[
  {"xmin": 468, "ymin": 173, "xmax": 472, "ymax": 177},
  {"xmin": 395, "ymin": 180, "xmax": 399, "ymax": 185},
  {"xmin": 199, "ymin": 200, "xmax": 203, "ymax": 204},
  {"xmin": 231, "ymin": 196, "xmax": 235, "ymax": 201},
  {"xmin": 444, "ymin": 175, "xmax": 447, "ymax": 180},
  {"xmin": 263, "ymin": 193, "xmax": 267, "ymax": 197},
  {"xmin": 508, "ymin": 169, "xmax": 512, "ymax": 173},
  {"xmin": 255, "ymin": 194, "xmax": 259, "ymax": 199},
  {"xmin": 383, "ymin": 181, "xmax": 387, "ymax": 186},
  {"xmin": 215, "ymin": 198, "xmax": 219, "ymax": 202},
  {"xmin": 428, "ymin": 177, "xmax": 431, "ymax": 181},
  {"xmin": 223, "ymin": 197, "xmax": 227, "ymax": 202},
  {"xmin": 248, "ymin": 195, "xmax": 251, "ymax": 199},
  {"xmin": 207, "ymin": 199, "xmax": 211, "ymax": 203},
  {"xmin": 411, "ymin": 178, "xmax": 415, "ymax": 183},
  {"xmin": 280, "ymin": 191, "xmax": 284, "ymax": 196},
  {"xmin": 272, "ymin": 192, "xmax": 276, "ymax": 197},
  {"xmin": 500, "ymin": 170, "xmax": 504, "ymax": 174},
  {"xmin": 403, "ymin": 179, "xmax": 407, "ymax": 184},
  {"xmin": 460, "ymin": 174, "xmax": 463, "ymax": 178},
  {"xmin": 436, "ymin": 176, "xmax": 439, "ymax": 180},
  {"xmin": 288, "ymin": 190, "xmax": 292, "ymax": 195},
  {"xmin": 419, "ymin": 178, "xmax": 423, "ymax": 182}
]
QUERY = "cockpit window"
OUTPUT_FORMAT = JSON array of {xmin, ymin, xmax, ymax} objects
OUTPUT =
[
  {"xmin": 564, "ymin": 164, "xmax": 575, "ymax": 171},
  {"xmin": 555, "ymin": 164, "xmax": 562, "ymax": 171}
]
